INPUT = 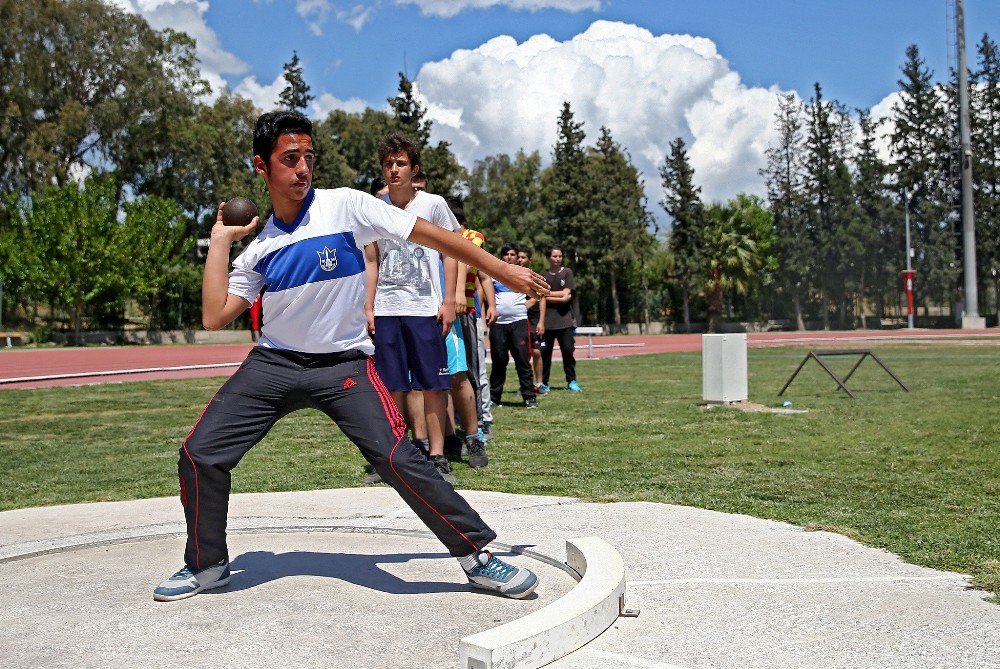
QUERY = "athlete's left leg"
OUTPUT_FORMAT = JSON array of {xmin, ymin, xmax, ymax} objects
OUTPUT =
[{"xmin": 306, "ymin": 355, "xmax": 496, "ymax": 556}]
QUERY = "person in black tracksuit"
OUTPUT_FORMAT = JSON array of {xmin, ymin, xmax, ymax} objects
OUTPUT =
[
  {"xmin": 541, "ymin": 245, "xmax": 579, "ymax": 390},
  {"xmin": 488, "ymin": 243, "xmax": 537, "ymax": 409}
]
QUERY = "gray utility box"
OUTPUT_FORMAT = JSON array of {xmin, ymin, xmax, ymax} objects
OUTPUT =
[{"xmin": 702, "ymin": 334, "xmax": 748, "ymax": 404}]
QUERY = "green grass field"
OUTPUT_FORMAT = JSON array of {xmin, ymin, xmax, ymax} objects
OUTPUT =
[{"xmin": 2, "ymin": 344, "xmax": 999, "ymax": 596}]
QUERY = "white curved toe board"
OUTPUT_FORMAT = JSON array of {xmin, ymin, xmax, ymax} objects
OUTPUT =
[{"xmin": 460, "ymin": 536, "xmax": 627, "ymax": 669}]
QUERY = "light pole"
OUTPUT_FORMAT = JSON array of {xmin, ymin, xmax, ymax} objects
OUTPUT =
[
  {"xmin": 956, "ymin": 0, "xmax": 984, "ymax": 328},
  {"xmin": 903, "ymin": 188, "xmax": 915, "ymax": 329}
]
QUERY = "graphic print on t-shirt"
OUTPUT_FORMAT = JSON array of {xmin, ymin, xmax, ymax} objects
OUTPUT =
[{"xmin": 380, "ymin": 241, "xmax": 434, "ymax": 297}]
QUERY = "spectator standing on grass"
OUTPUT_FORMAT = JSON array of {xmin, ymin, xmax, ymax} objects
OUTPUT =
[
  {"xmin": 434, "ymin": 198, "xmax": 488, "ymax": 468},
  {"xmin": 364, "ymin": 132, "xmax": 462, "ymax": 484},
  {"xmin": 153, "ymin": 110, "xmax": 545, "ymax": 603},
  {"xmin": 361, "ymin": 173, "xmax": 430, "ymax": 485},
  {"xmin": 517, "ymin": 247, "xmax": 546, "ymax": 395},
  {"xmin": 490, "ymin": 243, "xmax": 538, "ymax": 409},
  {"xmin": 448, "ymin": 198, "xmax": 495, "ymax": 435},
  {"xmin": 541, "ymin": 245, "xmax": 580, "ymax": 392}
]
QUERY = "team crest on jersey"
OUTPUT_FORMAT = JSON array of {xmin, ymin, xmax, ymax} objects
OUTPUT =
[{"xmin": 317, "ymin": 246, "xmax": 338, "ymax": 271}]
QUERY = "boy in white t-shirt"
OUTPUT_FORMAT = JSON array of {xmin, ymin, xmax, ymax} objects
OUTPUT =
[{"xmin": 364, "ymin": 133, "xmax": 461, "ymax": 483}]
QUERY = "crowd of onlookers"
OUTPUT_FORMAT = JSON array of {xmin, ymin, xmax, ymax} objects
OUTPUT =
[{"xmin": 358, "ymin": 134, "xmax": 583, "ymax": 483}]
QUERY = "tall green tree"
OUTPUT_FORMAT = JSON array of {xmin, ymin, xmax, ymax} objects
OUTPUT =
[
  {"xmin": 803, "ymin": 83, "xmax": 857, "ymax": 329},
  {"xmin": 387, "ymin": 73, "xmax": 464, "ymax": 195},
  {"xmin": 761, "ymin": 92, "xmax": 811, "ymax": 329},
  {"xmin": 279, "ymin": 51, "xmax": 314, "ymax": 113},
  {"xmin": 539, "ymin": 102, "xmax": 589, "ymax": 266},
  {"xmin": 854, "ymin": 110, "xmax": 900, "ymax": 323},
  {"xmin": 892, "ymin": 44, "xmax": 957, "ymax": 316},
  {"xmin": 0, "ymin": 0, "xmax": 205, "ymax": 198},
  {"xmin": 465, "ymin": 150, "xmax": 543, "ymax": 249},
  {"xmin": 117, "ymin": 196, "xmax": 195, "ymax": 329},
  {"xmin": 590, "ymin": 127, "xmax": 652, "ymax": 327},
  {"xmin": 659, "ymin": 136, "xmax": 705, "ymax": 329},
  {"xmin": 137, "ymin": 93, "xmax": 265, "ymax": 233},
  {"xmin": 972, "ymin": 33, "xmax": 1000, "ymax": 320}
]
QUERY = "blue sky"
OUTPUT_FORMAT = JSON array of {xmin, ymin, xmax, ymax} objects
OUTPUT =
[
  {"xmin": 117, "ymin": 0, "xmax": 999, "ymax": 207},
  {"xmin": 200, "ymin": 0, "xmax": 1000, "ymax": 112}
]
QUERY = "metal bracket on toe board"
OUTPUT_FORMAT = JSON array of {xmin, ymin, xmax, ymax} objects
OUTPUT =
[{"xmin": 459, "ymin": 536, "xmax": 628, "ymax": 669}]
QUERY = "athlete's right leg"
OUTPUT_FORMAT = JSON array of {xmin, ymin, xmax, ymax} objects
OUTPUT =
[
  {"xmin": 178, "ymin": 349, "xmax": 300, "ymax": 572},
  {"xmin": 310, "ymin": 356, "xmax": 497, "ymax": 556}
]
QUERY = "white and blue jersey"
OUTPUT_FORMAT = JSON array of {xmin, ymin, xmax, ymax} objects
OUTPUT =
[
  {"xmin": 228, "ymin": 188, "xmax": 416, "ymax": 354},
  {"xmin": 492, "ymin": 280, "xmax": 527, "ymax": 325}
]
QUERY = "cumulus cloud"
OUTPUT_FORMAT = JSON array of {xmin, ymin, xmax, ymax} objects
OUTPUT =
[
  {"xmin": 868, "ymin": 91, "xmax": 900, "ymax": 165},
  {"xmin": 312, "ymin": 92, "xmax": 370, "ymax": 116},
  {"xmin": 232, "ymin": 73, "xmax": 368, "ymax": 118},
  {"xmin": 337, "ymin": 4, "xmax": 376, "ymax": 31},
  {"xmin": 107, "ymin": 0, "xmax": 248, "ymax": 97},
  {"xmin": 415, "ymin": 20, "xmax": 785, "ymax": 212},
  {"xmin": 295, "ymin": 0, "xmax": 332, "ymax": 35},
  {"xmin": 233, "ymin": 74, "xmax": 287, "ymax": 112},
  {"xmin": 395, "ymin": 0, "xmax": 602, "ymax": 18}
]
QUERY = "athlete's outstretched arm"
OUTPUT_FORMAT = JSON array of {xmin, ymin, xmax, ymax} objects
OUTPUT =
[
  {"xmin": 202, "ymin": 202, "xmax": 259, "ymax": 330},
  {"xmin": 408, "ymin": 218, "xmax": 549, "ymax": 299}
]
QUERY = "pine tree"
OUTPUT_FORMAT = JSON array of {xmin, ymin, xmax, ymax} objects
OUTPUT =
[
  {"xmin": 972, "ymin": 33, "xmax": 1000, "ymax": 320},
  {"xmin": 804, "ymin": 83, "xmax": 857, "ymax": 329},
  {"xmin": 891, "ymin": 44, "xmax": 957, "ymax": 316},
  {"xmin": 540, "ymin": 102, "xmax": 589, "ymax": 264},
  {"xmin": 385, "ymin": 73, "xmax": 464, "ymax": 195},
  {"xmin": 279, "ymin": 51, "xmax": 314, "ymax": 112},
  {"xmin": 854, "ymin": 110, "xmax": 900, "ymax": 323},
  {"xmin": 659, "ymin": 137, "xmax": 704, "ymax": 329},
  {"xmin": 761, "ymin": 93, "xmax": 811, "ymax": 329},
  {"xmin": 592, "ymin": 126, "xmax": 652, "ymax": 327},
  {"xmin": 387, "ymin": 73, "xmax": 431, "ymax": 146}
]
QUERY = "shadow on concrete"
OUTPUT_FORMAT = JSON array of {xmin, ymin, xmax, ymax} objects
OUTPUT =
[
  {"xmin": 220, "ymin": 550, "xmax": 462, "ymax": 595},
  {"xmin": 218, "ymin": 549, "xmax": 542, "ymax": 599}
]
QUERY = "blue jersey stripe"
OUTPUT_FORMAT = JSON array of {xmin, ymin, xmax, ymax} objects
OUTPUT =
[{"xmin": 255, "ymin": 232, "xmax": 365, "ymax": 292}]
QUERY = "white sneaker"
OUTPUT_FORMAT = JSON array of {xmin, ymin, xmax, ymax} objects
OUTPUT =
[
  {"xmin": 153, "ymin": 559, "xmax": 230, "ymax": 602},
  {"xmin": 464, "ymin": 550, "xmax": 538, "ymax": 599}
]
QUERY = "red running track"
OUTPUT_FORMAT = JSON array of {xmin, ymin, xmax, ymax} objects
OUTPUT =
[{"xmin": 0, "ymin": 329, "xmax": 995, "ymax": 390}]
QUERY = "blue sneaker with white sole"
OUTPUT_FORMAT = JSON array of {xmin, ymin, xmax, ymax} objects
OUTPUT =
[
  {"xmin": 464, "ymin": 550, "xmax": 538, "ymax": 599},
  {"xmin": 153, "ymin": 559, "xmax": 231, "ymax": 602},
  {"xmin": 568, "ymin": 380, "xmax": 582, "ymax": 393}
]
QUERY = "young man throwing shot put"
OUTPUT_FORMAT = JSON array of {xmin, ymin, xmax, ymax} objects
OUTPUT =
[{"xmin": 153, "ymin": 111, "xmax": 548, "ymax": 603}]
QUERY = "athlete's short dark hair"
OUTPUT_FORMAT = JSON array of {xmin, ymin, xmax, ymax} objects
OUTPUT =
[
  {"xmin": 446, "ymin": 197, "xmax": 466, "ymax": 225},
  {"xmin": 253, "ymin": 111, "xmax": 312, "ymax": 165},
  {"xmin": 499, "ymin": 242, "xmax": 518, "ymax": 257},
  {"xmin": 369, "ymin": 176, "xmax": 386, "ymax": 196},
  {"xmin": 412, "ymin": 172, "xmax": 428, "ymax": 184},
  {"xmin": 519, "ymin": 247, "xmax": 533, "ymax": 259},
  {"xmin": 377, "ymin": 132, "xmax": 421, "ymax": 168}
]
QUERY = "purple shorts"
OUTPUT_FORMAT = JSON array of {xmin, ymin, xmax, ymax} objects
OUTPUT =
[{"xmin": 373, "ymin": 315, "xmax": 451, "ymax": 392}]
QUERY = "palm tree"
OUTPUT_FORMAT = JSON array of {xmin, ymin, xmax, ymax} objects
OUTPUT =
[{"xmin": 700, "ymin": 196, "xmax": 771, "ymax": 332}]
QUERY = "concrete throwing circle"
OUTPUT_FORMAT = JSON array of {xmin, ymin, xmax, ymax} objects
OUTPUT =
[{"xmin": 0, "ymin": 527, "xmax": 577, "ymax": 669}]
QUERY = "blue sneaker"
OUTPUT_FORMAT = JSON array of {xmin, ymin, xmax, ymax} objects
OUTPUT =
[
  {"xmin": 568, "ymin": 380, "xmax": 582, "ymax": 393},
  {"xmin": 464, "ymin": 550, "xmax": 538, "ymax": 599},
  {"xmin": 153, "ymin": 559, "xmax": 230, "ymax": 602}
]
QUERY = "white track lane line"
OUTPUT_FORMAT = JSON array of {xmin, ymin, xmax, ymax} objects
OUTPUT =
[{"xmin": 629, "ymin": 575, "xmax": 969, "ymax": 586}]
